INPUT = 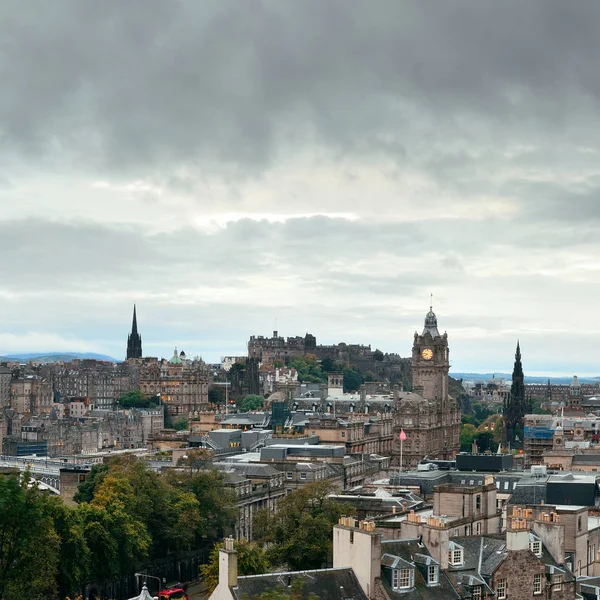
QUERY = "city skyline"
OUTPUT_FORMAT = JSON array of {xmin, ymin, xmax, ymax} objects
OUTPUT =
[{"xmin": 2, "ymin": 2, "xmax": 600, "ymax": 375}]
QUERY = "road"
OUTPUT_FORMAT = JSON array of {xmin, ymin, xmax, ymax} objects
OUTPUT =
[{"xmin": 187, "ymin": 580, "xmax": 208, "ymax": 600}]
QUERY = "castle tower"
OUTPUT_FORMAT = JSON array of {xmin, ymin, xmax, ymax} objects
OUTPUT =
[
  {"xmin": 126, "ymin": 304, "xmax": 143, "ymax": 360},
  {"xmin": 411, "ymin": 305, "xmax": 449, "ymax": 403}
]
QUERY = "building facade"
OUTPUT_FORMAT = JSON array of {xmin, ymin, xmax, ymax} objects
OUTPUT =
[{"xmin": 394, "ymin": 307, "xmax": 461, "ymax": 466}]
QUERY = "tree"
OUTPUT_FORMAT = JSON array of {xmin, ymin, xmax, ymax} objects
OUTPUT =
[
  {"xmin": 208, "ymin": 385, "xmax": 226, "ymax": 405},
  {"xmin": 80, "ymin": 474, "xmax": 151, "ymax": 579},
  {"xmin": 474, "ymin": 431, "xmax": 495, "ymax": 453},
  {"xmin": 364, "ymin": 370, "xmax": 377, "ymax": 383},
  {"xmin": 165, "ymin": 469, "xmax": 236, "ymax": 540},
  {"xmin": 241, "ymin": 394, "xmax": 264, "ymax": 411},
  {"xmin": 373, "ymin": 349, "xmax": 384, "ymax": 361},
  {"xmin": 343, "ymin": 367, "xmax": 362, "ymax": 393},
  {"xmin": 200, "ymin": 538, "xmax": 269, "ymax": 593},
  {"xmin": 117, "ymin": 390, "xmax": 158, "ymax": 409},
  {"xmin": 460, "ymin": 423, "xmax": 476, "ymax": 452},
  {"xmin": 320, "ymin": 357, "xmax": 340, "ymax": 372},
  {"xmin": 172, "ymin": 417, "xmax": 189, "ymax": 431},
  {"xmin": 73, "ymin": 463, "xmax": 109, "ymax": 504},
  {"xmin": 0, "ymin": 474, "xmax": 61, "ymax": 600},
  {"xmin": 253, "ymin": 482, "xmax": 346, "ymax": 570},
  {"xmin": 46, "ymin": 496, "xmax": 90, "ymax": 599}
]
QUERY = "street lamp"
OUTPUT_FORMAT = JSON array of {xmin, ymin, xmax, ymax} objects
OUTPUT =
[{"xmin": 134, "ymin": 573, "xmax": 165, "ymax": 593}]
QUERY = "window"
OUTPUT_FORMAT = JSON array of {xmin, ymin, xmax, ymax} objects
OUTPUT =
[
  {"xmin": 341, "ymin": 432, "xmax": 345, "ymax": 438},
  {"xmin": 533, "ymin": 573, "xmax": 542, "ymax": 595},
  {"xmin": 496, "ymin": 578, "xmax": 507, "ymax": 600},
  {"xmin": 551, "ymin": 574, "xmax": 562, "ymax": 591},
  {"xmin": 448, "ymin": 548, "xmax": 463, "ymax": 566},
  {"xmin": 300, "ymin": 472, "xmax": 307, "ymax": 480},
  {"xmin": 286, "ymin": 472, "xmax": 292, "ymax": 479},
  {"xmin": 350, "ymin": 530, "xmax": 354, "ymax": 544},
  {"xmin": 578, "ymin": 516, "xmax": 583, "ymax": 531},
  {"xmin": 392, "ymin": 569, "xmax": 398, "ymax": 589},
  {"xmin": 529, "ymin": 540, "xmax": 542, "ymax": 556},
  {"xmin": 476, "ymin": 495, "xmax": 481, "ymax": 510},
  {"xmin": 476, "ymin": 522, "xmax": 481, "ymax": 535},
  {"xmin": 472, "ymin": 585, "xmax": 482, "ymax": 598},
  {"xmin": 427, "ymin": 565, "xmax": 438, "ymax": 585},
  {"xmin": 398, "ymin": 568, "xmax": 412, "ymax": 589}
]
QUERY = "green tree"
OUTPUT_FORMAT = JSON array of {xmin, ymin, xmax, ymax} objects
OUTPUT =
[
  {"xmin": 373, "ymin": 349, "xmax": 384, "ymax": 361},
  {"xmin": 81, "ymin": 474, "xmax": 151, "ymax": 578},
  {"xmin": 200, "ymin": 538, "xmax": 269, "ymax": 593},
  {"xmin": 0, "ymin": 474, "xmax": 61, "ymax": 600},
  {"xmin": 166, "ymin": 469, "xmax": 236, "ymax": 540},
  {"xmin": 208, "ymin": 385, "xmax": 226, "ymax": 405},
  {"xmin": 241, "ymin": 394, "xmax": 264, "ymax": 411},
  {"xmin": 320, "ymin": 357, "xmax": 340, "ymax": 372},
  {"xmin": 460, "ymin": 423, "xmax": 476, "ymax": 452},
  {"xmin": 173, "ymin": 417, "xmax": 189, "ymax": 431},
  {"xmin": 46, "ymin": 497, "xmax": 90, "ymax": 599},
  {"xmin": 117, "ymin": 390, "xmax": 158, "ymax": 409},
  {"xmin": 73, "ymin": 463, "xmax": 109, "ymax": 504},
  {"xmin": 253, "ymin": 482, "xmax": 346, "ymax": 570},
  {"xmin": 474, "ymin": 431, "xmax": 495, "ymax": 453},
  {"xmin": 364, "ymin": 370, "xmax": 377, "ymax": 383},
  {"xmin": 343, "ymin": 367, "xmax": 362, "ymax": 392}
]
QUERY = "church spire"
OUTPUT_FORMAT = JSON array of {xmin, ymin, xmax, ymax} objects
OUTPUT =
[
  {"xmin": 126, "ymin": 304, "xmax": 143, "ymax": 360},
  {"xmin": 131, "ymin": 304, "xmax": 138, "ymax": 336}
]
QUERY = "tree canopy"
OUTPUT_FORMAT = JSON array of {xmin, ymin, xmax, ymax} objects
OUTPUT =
[
  {"xmin": 240, "ymin": 394, "xmax": 264, "ymax": 411},
  {"xmin": 0, "ymin": 455, "xmax": 238, "ymax": 598},
  {"xmin": 117, "ymin": 390, "xmax": 159, "ymax": 409},
  {"xmin": 253, "ymin": 481, "xmax": 346, "ymax": 570}
]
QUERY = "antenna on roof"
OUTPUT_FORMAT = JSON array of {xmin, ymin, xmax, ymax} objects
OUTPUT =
[{"xmin": 430, "ymin": 292, "xmax": 433, "ymax": 311}]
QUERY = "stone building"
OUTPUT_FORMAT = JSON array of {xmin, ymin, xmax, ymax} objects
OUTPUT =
[
  {"xmin": 10, "ymin": 375, "xmax": 53, "ymax": 415},
  {"xmin": 138, "ymin": 351, "xmax": 210, "ymax": 417},
  {"xmin": 394, "ymin": 306, "xmax": 461, "ymax": 466},
  {"xmin": 0, "ymin": 366, "xmax": 11, "ymax": 408}
]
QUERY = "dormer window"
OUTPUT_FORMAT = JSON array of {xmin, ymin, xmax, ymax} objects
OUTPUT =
[
  {"xmin": 472, "ymin": 586, "xmax": 482, "ymax": 598},
  {"xmin": 392, "ymin": 568, "xmax": 414, "ymax": 590},
  {"xmin": 529, "ymin": 538, "xmax": 542, "ymax": 556},
  {"xmin": 427, "ymin": 564, "xmax": 438, "ymax": 585},
  {"xmin": 448, "ymin": 542, "xmax": 464, "ymax": 566}
]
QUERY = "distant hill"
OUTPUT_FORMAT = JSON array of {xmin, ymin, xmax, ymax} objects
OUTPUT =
[
  {"xmin": 0, "ymin": 352, "xmax": 119, "ymax": 363},
  {"xmin": 452, "ymin": 372, "xmax": 600, "ymax": 385}
]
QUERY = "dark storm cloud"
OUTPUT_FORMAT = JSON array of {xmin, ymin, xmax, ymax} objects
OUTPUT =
[{"xmin": 2, "ymin": 1, "xmax": 600, "ymax": 173}]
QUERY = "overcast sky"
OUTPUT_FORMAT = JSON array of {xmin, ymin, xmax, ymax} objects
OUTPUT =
[{"xmin": 1, "ymin": 1, "xmax": 600, "ymax": 374}]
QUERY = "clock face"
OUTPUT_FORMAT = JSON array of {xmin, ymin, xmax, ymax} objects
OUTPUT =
[{"xmin": 421, "ymin": 348, "xmax": 433, "ymax": 360}]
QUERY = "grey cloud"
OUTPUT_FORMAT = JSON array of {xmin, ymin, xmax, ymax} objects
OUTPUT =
[{"xmin": 2, "ymin": 2, "xmax": 600, "ymax": 173}]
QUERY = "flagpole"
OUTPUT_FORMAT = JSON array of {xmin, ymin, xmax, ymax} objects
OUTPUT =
[{"xmin": 399, "ymin": 429, "xmax": 406, "ymax": 472}]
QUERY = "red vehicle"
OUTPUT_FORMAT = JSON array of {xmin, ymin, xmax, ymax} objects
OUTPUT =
[{"xmin": 157, "ymin": 584, "xmax": 189, "ymax": 600}]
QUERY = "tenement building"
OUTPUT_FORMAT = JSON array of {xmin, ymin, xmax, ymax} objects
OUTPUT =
[
  {"xmin": 138, "ymin": 350, "xmax": 210, "ymax": 417},
  {"xmin": 394, "ymin": 306, "xmax": 461, "ymax": 467}
]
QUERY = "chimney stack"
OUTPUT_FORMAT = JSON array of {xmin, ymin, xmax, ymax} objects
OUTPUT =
[{"xmin": 219, "ymin": 536, "xmax": 238, "ymax": 589}]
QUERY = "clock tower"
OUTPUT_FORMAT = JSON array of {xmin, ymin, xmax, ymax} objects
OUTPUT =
[{"xmin": 411, "ymin": 305, "xmax": 449, "ymax": 404}]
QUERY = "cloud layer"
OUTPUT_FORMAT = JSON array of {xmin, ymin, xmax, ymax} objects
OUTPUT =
[{"xmin": 1, "ymin": 2, "xmax": 600, "ymax": 374}]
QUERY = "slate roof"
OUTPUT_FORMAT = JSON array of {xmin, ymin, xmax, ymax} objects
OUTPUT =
[
  {"xmin": 378, "ymin": 539, "xmax": 460, "ymax": 600},
  {"xmin": 232, "ymin": 567, "xmax": 368, "ymax": 600}
]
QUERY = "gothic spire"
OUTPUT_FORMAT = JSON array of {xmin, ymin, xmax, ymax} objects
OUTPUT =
[
  {"xmin": 131, "ymin": 304, "xmax": 138, "ymax": 336},
  {"xmin": 126, "ymin": 304, "xmax": 142, "ymax": 360}
]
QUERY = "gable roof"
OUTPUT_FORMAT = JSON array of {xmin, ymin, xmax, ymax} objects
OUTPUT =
[{"xmin": 232, "ymin": 567, "xmax": 368, "ymax": 600}]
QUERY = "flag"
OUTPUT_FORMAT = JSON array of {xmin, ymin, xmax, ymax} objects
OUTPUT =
[{"xmin": 399, "ymin": 429, "xmax": 407, "ymax": 442}]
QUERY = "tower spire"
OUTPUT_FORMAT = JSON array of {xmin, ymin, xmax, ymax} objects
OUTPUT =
[
  {"xmin": 131, "ymin": 304, "xmax": 138, "ymax": 336},
  {"xmin": 126, "ymin": 304, "xmax": 143, "ymax": 360}
]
